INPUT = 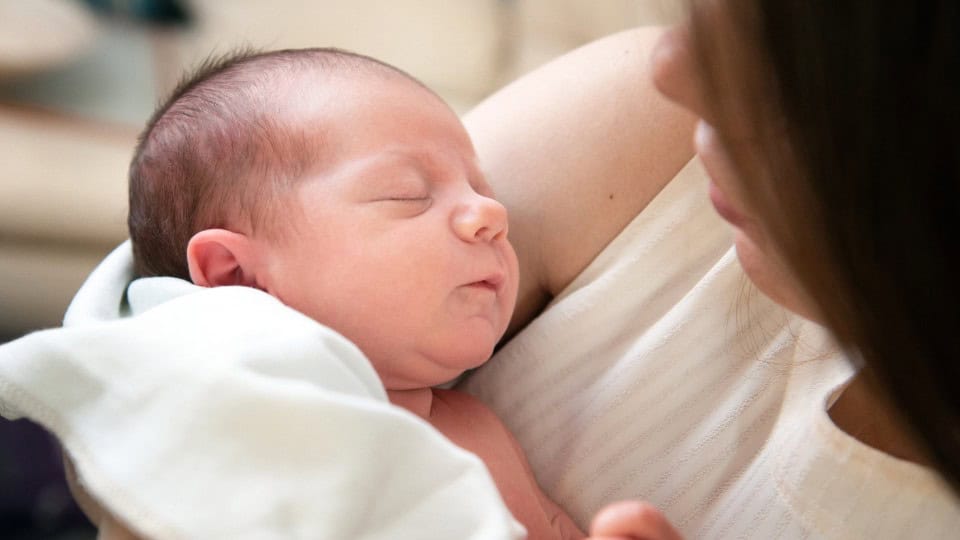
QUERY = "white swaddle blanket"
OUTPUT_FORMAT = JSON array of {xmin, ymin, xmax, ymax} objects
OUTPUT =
[{"xmin": 0, "ymin": 244, "xmax": 523, "ymax": 539}]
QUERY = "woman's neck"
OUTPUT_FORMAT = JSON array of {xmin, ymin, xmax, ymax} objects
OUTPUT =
[{"xmin": 828, "ymin": 370, "xmax": 932, "ymax": 467}]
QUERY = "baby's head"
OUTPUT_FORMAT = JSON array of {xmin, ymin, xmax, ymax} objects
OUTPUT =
[{"xmin": 129, "ymin": 48, "xmax": 519, "ymax": 389}]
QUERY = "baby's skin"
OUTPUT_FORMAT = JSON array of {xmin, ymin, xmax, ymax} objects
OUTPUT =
[{"xmin": 427, "ymin": 388, "xmax": 585, "ymax": 539}]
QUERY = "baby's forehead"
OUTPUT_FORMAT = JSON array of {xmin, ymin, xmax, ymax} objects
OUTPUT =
[
  {"xmin": 279, "ymin": 82, "xmax": 469, "ymax": 157},
  {"xmin": 279, "ymin": 67, "xmax": 424, "ymax": 116}
]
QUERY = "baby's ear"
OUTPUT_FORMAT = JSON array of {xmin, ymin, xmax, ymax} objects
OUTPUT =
[{"xmin": 186, "ymin": 229, "xmax": 261, "ymax": 288}]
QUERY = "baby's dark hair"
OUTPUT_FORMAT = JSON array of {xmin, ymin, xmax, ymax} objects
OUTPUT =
[{"xmin": 128, "ymin": 47, "xmax": 428, "ymax": 279}]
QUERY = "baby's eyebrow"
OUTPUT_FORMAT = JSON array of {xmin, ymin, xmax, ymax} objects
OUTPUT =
[
  {"xmin": 382, "ymin": 147, "xmax": 432, "ymax": 171},
  {"xmin": 329, "ymin": 155, "xmax": 428, "ymax": 197},
  {"xmin": 370, "ymin": 151, "xmax": 425, "ymax": 178},
  {"xmin": 355, "ymin": 146, "xmax": 478, "ymax": 192}
]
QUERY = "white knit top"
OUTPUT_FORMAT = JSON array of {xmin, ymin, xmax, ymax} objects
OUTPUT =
[{"xmin": 461, "ymin": 158, "xmax": 960, "ymax": 538}]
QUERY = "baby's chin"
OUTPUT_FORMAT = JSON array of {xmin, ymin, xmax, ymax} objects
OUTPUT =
[{"xmin": 379, "ymin": 346, "xmax": 494, "ymax": 390}]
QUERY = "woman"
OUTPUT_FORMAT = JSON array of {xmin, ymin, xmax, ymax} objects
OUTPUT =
[{"xmin": 465, "ymin": 3, "xmax": 959, "ymax": 538}]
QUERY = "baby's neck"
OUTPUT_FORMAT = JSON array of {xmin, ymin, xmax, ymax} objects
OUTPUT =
[{"xmin": 387, "ymin": 387, "xmax": 436, "ymax": 419}]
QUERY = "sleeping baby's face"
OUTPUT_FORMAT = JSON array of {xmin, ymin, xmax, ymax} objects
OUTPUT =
[{"xmin": 255, "ymin": 73, "xmax": 519, "ymax": 390}]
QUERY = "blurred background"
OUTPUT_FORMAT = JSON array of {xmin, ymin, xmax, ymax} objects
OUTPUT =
[{"xmin": 0, "ymin": 0, "xmax": 680, "ymax": 537}]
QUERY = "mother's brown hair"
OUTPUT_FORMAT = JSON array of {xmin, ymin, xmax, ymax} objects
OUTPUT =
[{"xmin": 689, "ymin": 1, "xmax": 959, "ymax": 489}]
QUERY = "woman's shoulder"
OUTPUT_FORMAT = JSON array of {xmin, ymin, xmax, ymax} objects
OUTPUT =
[{"xmin": 465, "ymin": 28, "xmax": 697, "ymax": 338}]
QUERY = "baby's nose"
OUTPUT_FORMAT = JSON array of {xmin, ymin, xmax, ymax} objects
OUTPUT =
[{"xmin": 452, "ymin": 193, "xmax": 508, "ymax": 243}]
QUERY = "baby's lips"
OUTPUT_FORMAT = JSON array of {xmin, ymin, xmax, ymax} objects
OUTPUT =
[{"xmin": 466, "ymin": 272, "xmax": 504, "ymax": 292}]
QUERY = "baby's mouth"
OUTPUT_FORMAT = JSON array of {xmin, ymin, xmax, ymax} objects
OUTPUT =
[
  {"xmin": 465, "ymin": 273, "xmax": 504, "ymax": 293},
  {"xmin": 468, "ymin": 280, "xmax": 499, "ymax": 292}
]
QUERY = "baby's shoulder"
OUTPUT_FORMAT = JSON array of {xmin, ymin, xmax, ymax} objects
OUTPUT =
[
  {"xmin": 428, "ymin": 388, "xmax": 514, "ymax": 442},
  {"xmin": 430, "ymin": 388, "xmax": 501, "ymax": 420}
]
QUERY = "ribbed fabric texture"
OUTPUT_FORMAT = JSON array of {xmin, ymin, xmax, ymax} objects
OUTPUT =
[{"xmin": 461, "ymin": 158, "xmax": 960, "ymax": 538}]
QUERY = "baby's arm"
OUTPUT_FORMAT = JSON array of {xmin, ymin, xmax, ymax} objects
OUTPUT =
[
  {"xmin": 496, "ymin": 434, "xmax": 681, "ymax": 540},
  {"xmin": 429, "ymin": 389, "xmax": 584, "ymax": 539},
  {"xmin": 465, "ymin": 27, "xmax": 696, "ymax": 338},
  {"xmin": 428, "ymin": 391, "xmax": 682, "ymax": 540},
  {"xmin": 499, "ymin": 413, "xmax": 584, "ymax": 540},
  {"xmin": 431, "ymin": 391, "xmax": 682, "ymax": 539},
  {"xmin": 529, "ymin": 462, "xmax": 588, "ymax": 540}
]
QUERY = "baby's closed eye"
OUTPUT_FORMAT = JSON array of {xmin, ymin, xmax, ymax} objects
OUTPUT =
[
  {"xmin": 373, "ymin": 188, "xmax": 433, "ymax": 215},
  {"xmin": 380, "ymin": 192, "xmax": 430, "ymax": 202},
  {"xmin": 367, "ymin": 172, "xmax": 431, "ymax": 202}
]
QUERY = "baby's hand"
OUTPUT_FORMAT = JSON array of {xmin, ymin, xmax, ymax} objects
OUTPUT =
[{"xmin": 588, "ymin": 500, "xmax": 682, "ymax": 540}]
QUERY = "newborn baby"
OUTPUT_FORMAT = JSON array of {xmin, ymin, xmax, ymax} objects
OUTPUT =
[{"xmin": 125, "ymin": 47, "xmax": 583, "ymax": 539}]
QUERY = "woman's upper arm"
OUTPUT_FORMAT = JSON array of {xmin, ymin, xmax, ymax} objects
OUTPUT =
[{"xmin": 464, "ymin": 27, "xmax": 696, "ymax": 336}]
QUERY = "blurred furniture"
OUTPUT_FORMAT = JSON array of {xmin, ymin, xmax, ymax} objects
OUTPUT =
[{"xmin": 0, "ymin": 0, "xmax": 681, "ymax": 335}]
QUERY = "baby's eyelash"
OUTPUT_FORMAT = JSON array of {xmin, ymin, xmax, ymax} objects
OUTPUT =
[{"xmin": 384, "ymin": 196, "xmax": 429, "ymax": 202}]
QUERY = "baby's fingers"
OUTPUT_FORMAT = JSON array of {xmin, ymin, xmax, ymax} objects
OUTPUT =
[{"xmin": 589, "ymin": 500, "xmax": 682, "ymax": 540}]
